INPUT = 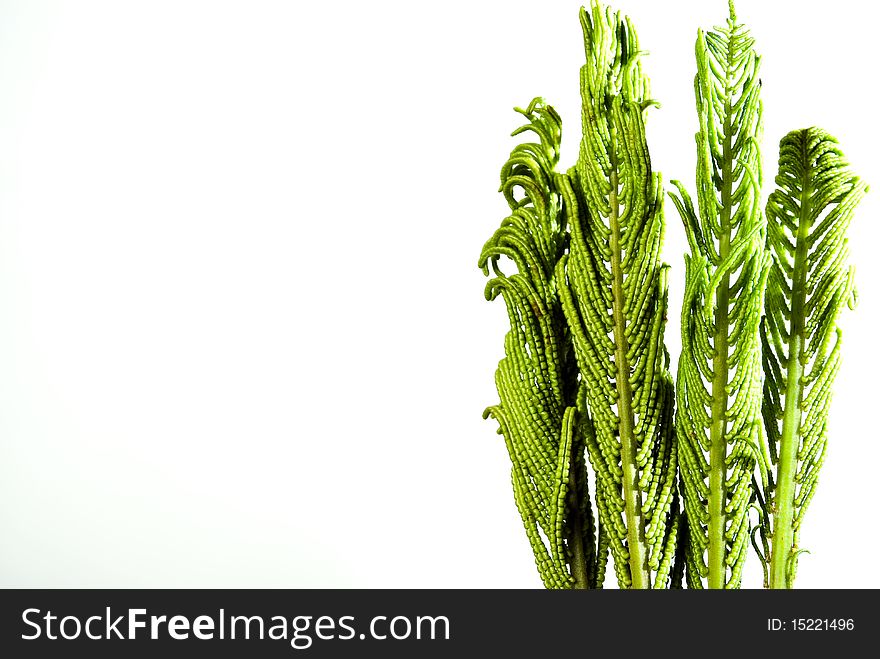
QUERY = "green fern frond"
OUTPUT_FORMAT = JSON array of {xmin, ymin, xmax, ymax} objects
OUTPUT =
[
  {"xmin": 480, "ymin": 98, "xmax": 599, "ymax": 589},
  {"xmin": 556, "ymin": 1, "xmax": 678, "ymax": 590},
  {"xmin": 669, "ymin": 3, "xmax": 770, "ymax": 589},
  {"xmin": 758, "ymin": 128, "xmax": 867, "ymax": 589}
]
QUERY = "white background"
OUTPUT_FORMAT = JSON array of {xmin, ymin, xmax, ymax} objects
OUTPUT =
[{"xmin": 0, "ymin": 0, "xmax": 877, "ymax": 588}]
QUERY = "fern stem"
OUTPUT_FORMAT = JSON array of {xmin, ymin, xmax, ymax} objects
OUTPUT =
[
  {"xmin": 708, "ymin": 307, "xmax": 730, "ymax": 589},
  {"xmin": 707, "ymin": 82, "xmax": 735, "ymax": 591},
  {"xmin": 568, "ymin": 515, "xmax": 591, "ymax": 589},
  {"xmin": 567, "ymin": 451, "xmax": 591, "ymax": 590},
  {"xmin": 769, "ymin": 159, "xmax": 812, "ymax": 589},
  {"xmin": 608, "ymin": 146, "xmax": 651, "ymax": 590}
]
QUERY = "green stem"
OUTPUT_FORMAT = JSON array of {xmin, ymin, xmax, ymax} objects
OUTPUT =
[
  {"xmin": 608, "ymin": 135, "xmax": 651, "ymax": 590},
  {"xmin": 708, "ymin": 242, "xmax": 731, "ymax": 587},
  {"xmin": 567, "ymin": 448, "xmax": 591, "ymax": 590},
  {"xmin": 707, "ymin": 76, "xmax": 735, "ymax": 591},
  {"xmin": 769, "ymin": 148, "xmax": 811, "ymax": 589}
]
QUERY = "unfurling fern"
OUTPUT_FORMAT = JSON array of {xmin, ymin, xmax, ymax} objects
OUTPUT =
[
  {"xmin": 556, "ymin": 2, "xmax": 679, "ymax": 590},
  {"xmin": 753, "ymin": 129, "xmax": 867, "ymax": 589},
  {"xmin": 480, "ymin": 99, "xmax": 599, "ymax": 589},
  {"xmin": 481, "ymin": 1, "xmax": 865, "ymax": 591},
  {"xmin": 669, "ymin": 2, "xmax": 770, "ymax": 589}
]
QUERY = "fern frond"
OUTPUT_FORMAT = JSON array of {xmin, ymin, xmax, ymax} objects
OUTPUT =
[
  {"xmin": 759, "ymin": 128, "xmax": 867, "ymax": 588},
  {"xmin": 556, "ymin": 1, "xmax": 678, "ymax": 589},
  {"xmin": 669, "ymin": 3, "xmax": 769, "ymax": 589},
  {"xmin": 480, "ymin": 98, "xmax": 599, "ymax": 589}
]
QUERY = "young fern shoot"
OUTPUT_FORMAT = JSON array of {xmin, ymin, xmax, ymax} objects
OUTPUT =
[
  {"xmin": 480, "ymin": 99, "xmax": 599, "ymax": 589},
  {"xmin": 755, "ymin": 129, "xmax": 867, "ymax": 588},
  {"xmin": 669, "ymin": 3, "xmax": 770, "ymax": 589},
  {"xmin": 556, "ymin": 1, "xmax": 679, "ymax": 589}
]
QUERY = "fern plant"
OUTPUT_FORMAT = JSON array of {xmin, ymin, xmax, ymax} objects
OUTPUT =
[
  {"xmin": 480, "ymin": 1, "xmax": 679, "ymax": 590},
  {"xmin": 480, "ymin": 0, "xmax": 865, "ymax": 590},
  {"xmin": 555, "ymin": 2, "xmax": 679, "ymax": 590},
  {"xmin": 479, "ymin": 99, "xmax": 599, "ymax": 589},
  {"xmin": 753, "ymin": 129, "xmax": 867, "ymax": 588},
  {"xmin": 669, "ymin": 2, "xmax": 770, "ymax": 589}
]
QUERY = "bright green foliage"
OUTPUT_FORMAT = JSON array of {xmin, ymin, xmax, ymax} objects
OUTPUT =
[
  {"xmin": 480, "ymin": 0, "xmax": 864, "ymax": 592},
  {"xmin": 669, "ymin": 2, "xmax": 770, "ymax": 589},
  {"xmin": 555, "ymin": 2, "xmax": 679, "ymax": 590},
  {"xmin": 753, "ymin": 128, "xmax": 867, "ymax": 588},
  {"xmin": 480, "ymin": 99, "xmax": 599, "ymax": 589}
]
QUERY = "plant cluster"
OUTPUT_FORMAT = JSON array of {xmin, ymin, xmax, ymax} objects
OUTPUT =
[{"xmin": 479, "ymin": 0, "xmax": 866, "ymax": 589}]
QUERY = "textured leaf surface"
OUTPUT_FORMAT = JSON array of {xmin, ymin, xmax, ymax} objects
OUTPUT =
[
  {"xmin": 669, "ymin": 3, "xmax": 769, "ymax": 589},
  {"xmin": 556, "ymin": 2, "xmax": 678, "ymax": 590},
  {"xmin": 480, "ymin": 99, "xmax": 598, "ymax": 589},
  {"xmin": 755, "ymin": 128, "xmax": 867, "ymax": 588}
]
